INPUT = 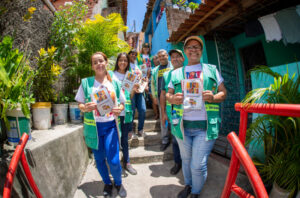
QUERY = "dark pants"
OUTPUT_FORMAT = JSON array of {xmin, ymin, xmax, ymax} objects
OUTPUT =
[
  {"xmin": 92, "ymin": 120, "xmax": 122, "ymax": 185},
  {"xmin": 172, "ymin": 135, "xmax": 182, "ymax": 164},
  {"xmin": 130, "ymin": 93, "xmax": 146, "ymax": 131},
  {"xmin": 120, "ymin": 116, "xmax": 131, "ymax": 163}
]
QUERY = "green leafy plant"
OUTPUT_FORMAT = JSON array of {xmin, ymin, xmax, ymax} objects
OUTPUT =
[
  {"xmin": 74, "ymin": 13, "xmax": 130, "ymax": 80},
  {"xmin": 54, "ymin": 91, "xmax": 70, "ymax": 104},
  {"xmin": 0, "ymin": 36, "xmax": 35, "ymax": 128},
  {"xmin": 49, "ymin": 0, "xmax": 88, "ymax": 63},
  {"xmin": 188, "ymin": 2, "xmax": 199, "ymax": 11},
  {"xmin": 172, "ymin": 0, "xmax": 178, "ymax": 4},
  {"xmin": 33, "ymin": 46, "xmax": 62, "ymax": 102},
  {"xmin": 242, "ymin": 66, "xmax": 300, "ymax": 196}
]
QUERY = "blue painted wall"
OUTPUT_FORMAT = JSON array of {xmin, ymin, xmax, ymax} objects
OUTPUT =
[{"xmin": 150, "ymin": 11, "xmax": 172, "ymax": 55}]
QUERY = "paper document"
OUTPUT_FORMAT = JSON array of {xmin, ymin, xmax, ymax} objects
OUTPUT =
[
  {"xmin": 91, "ymin": 85, "xmax": 115, "ymax": 116},
  {"xmin": 182, "ymin": 79, "xmax": 203, "ymax": 110},
  {"xmin": 121, "ymin": 71, "xmax": 140, "ymax": 92}
]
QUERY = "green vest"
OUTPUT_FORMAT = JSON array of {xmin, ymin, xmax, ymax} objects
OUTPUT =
[
  {"xmin": 81, "ymin": 74, "xmax": 122, "ymax": 150},
  {"xmin": 171, "ymin": 64, "xmax": 221, "ymax": 141},
  {"xmin": 163, "ymin": 70, "xmax": 173, "ymax": 121},
  {"xmin": 110, "ymin": 71, "xmax": 133, "ymax": 123},
  {"xmin": 151, "ymin": 62, "xmax": 173, "ymax": 99},
  {"xmin": 137, "ymin": 53, "xmax": 154, "ymax": 67}
]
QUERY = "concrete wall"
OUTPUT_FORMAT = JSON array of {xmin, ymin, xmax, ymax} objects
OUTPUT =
[{"xmin": 0, "ymin": 125, "xmax": 89, "ymax": 198}]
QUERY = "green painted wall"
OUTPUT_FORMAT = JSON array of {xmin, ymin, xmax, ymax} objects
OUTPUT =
[
  {"xmin": 206, "ymin": 40, "xmax": 219, "ymax": 66},
  {"xmin": 230, "ymin": 33, "xmax": 300, "ymax": 100}
]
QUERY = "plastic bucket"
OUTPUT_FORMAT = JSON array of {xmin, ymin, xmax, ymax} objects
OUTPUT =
[
  {"xmin": 6, "ymin": 107, "xmax": 31, "ymax": 146},
  {"xmin": 32, "ymin": 102, "xmax": 52, "ymax": 130},
  {"xmin": 53, "ymin": 104, "xmax": 68, "ymax": 125},
  {"xmin": 69, "ymin": 102, "xmax": 82, "ymax": 124}
]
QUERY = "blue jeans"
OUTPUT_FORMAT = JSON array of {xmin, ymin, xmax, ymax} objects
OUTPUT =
[
  {"xmin": 172, "ymin": 135, "xmax": 182, "ymax": 164},
  {"xmin": 92, "ymin": 120, "xmax": 122, "ymax": 185},
  {"xmin": 131, "ymin": 93, "xmax": 146, "ymax": 131},
  {"xmin": 176, "ymin": 128, "xmax": 216, "ymax": 194},
  {"xmin": 120, "ymin": 116, "xmax": 131, "ymax": 163}
]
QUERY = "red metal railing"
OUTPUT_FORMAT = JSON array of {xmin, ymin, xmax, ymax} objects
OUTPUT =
[
  {"xmin": 221, "ymin": 103, "xmax": 300, "ymax": 198},
  {"xmin": 3, "ymin": 133, "xmax": 42, "ymax": 198}
]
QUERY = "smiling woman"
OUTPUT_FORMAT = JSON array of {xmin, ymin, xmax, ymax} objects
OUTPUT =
[{"xmin": 75, "ymin": 51, "xmax": 127, "ymax": 197}]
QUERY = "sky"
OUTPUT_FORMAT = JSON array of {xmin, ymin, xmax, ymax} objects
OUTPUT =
[{"xmin": 126, "ymin": 0, "xmax": 148, "ymax": 32}]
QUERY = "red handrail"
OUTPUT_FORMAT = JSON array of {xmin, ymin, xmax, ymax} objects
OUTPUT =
[
  {"xmin": 3, "ymin": 133, "xmax": 42, "ymax": 198},
  {"xmin": 221, "ymin": 103, "xmax": 300, "ymax": 198}
]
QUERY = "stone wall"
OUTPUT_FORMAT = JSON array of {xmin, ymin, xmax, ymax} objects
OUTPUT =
[{"xmin": 0, "ymin": 0, "xmax": 54, "ymax": 65}]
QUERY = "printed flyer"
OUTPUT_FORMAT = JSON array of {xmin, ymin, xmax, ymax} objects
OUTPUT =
[
  {"xmin": 91, "ymin": 85, "xmax": 114, "ymax": 116},
  {"xmin": 182, "ymin": 79, "xmax": 203, "ymax": 110},
  {"xmin": 121, "ymin": 71, "xmax": 139, "ymax": 92},
  {"xmin": 137, "ymin": 77, "xmax": 148, "ymax": 93},
  {"xmin": 140, "ymin": 64, "xmax": 148, "ymax": 78}
]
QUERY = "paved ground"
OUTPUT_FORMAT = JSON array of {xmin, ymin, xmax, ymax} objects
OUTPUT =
[{"xmin": 73, "ymin": 155, "xmax": 250, "ymax": 198}]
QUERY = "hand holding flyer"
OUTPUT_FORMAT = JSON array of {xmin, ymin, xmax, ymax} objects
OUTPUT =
[
  {"xmin": 140, "ymin": 64, "xmax": 148, "ymax": 78},
  {"xmin": 137, "ymin": 77, "xmax": 148, "ymax": 93},
  {"xmin": 182, "ymin": 79, "xmax": 203, "ymax": 110},
  {"xmin": 121, "ymin": 71, "xmax": 140, "ymax": 92},
  {"xmin": 91, "ymin": 85, "xmax": 114, "ymax": 116}
]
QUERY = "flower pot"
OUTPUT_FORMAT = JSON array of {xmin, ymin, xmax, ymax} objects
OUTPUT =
[
  {"xmin": 172, "ymin": 4, "xmax": 179, "ymax": 9},
  {"xmin": 53, "ymin": 104, "xmax": 68, "ymax": 125},
  {"xmin": 32, "ymin": 102, "xmax": 52, "ymax": 130},
  {"xmin": 186, "ymin": 7, "xmax": 192, "ymax": 13},
  {"xmin": 6, "ymin": 105, "xmax": 31, "ymax": 146},
  {"xmin": 179, "ymin": 6, "xmax": 185, "ymax": 10},
  {"xmin": 69, "ymin": 102, "xmax": 83, "ymax": 124},
  {"xmin": 270, "ymin": 182, "xmax": 291, "ymax": 198}
]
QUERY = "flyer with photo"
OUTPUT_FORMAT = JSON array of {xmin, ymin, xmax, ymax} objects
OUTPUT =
[
  {"xmin": 137, "ymin": 77, "xmax": 148, "ymax": 93},
  {"xmin": 140, "ymin": 64, "xmax": 148, "ymax": 78},
  {"xmin": 91, "ymin": 85, "xmax": 114, "ymax": 116},
  {"xmin": 182, "ymin": 79, "xmax": 203, "ymax": 110},
  {"xmin": 121, "ymin": 71, "xmax": 140, "ymax": 92}
]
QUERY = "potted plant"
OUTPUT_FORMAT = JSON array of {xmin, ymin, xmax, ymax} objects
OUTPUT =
[
  {"xmin": 242, "ymin": 66, "xmax": 300, "ymax": 198},
  {"xmin": 68, "ymin": 93, "xmax": 83, "ymax": 124},
  {"xmin": 188, "ymin": 2, "xmax": 199, "ymax": 13},
  {"xmin": 53, "ymin": 91, "xmax": 69, "ymax": 125},
  {"xmin": 184, "ymin": 3, "xmax": 192, "ymax": 13},
  {"xmin": 0, "ymin": 36, "xmax": 35, "ymax": 145},
  {"xmin": 172, "ymin": 0, "xmax": 179, "ymax": 9},
  {"xmin": 32, "ymin": 46, "xmax": 62, "ymax": 130}
]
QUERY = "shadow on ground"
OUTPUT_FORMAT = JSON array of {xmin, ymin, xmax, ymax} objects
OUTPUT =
[{"xmin": 150, "ymin": 184, "xmax": 182, "ymax": 198}]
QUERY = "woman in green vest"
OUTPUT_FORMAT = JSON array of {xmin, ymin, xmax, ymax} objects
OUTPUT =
[
  {"xmin": 112, "ymin": 52, "xmax": 138, "ymax": 175},
  {"xmin": 75, "ymin": 52, "xmax": 127, "ymax": 197},
  {"xmin": 166, "ymin": 36, "xmax": 227, "ymax": 198}
]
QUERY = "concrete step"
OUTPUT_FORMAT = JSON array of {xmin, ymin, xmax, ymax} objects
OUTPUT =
[
  {"xmin": 128, "ymin": 131, "xmax": 161, "ymax": 147},
  {"xmin": 134, "ymin": 108, "xmax": 156, "ymax": 119},
  {"xmin": 132, "ymin": 119, "xmax": 160, "ymax": 132},
  {"xmin": 127, "ymin": 144, "xmax": 173, "ymax": 164}
]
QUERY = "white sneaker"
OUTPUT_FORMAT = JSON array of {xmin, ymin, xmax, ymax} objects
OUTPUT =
[
  {"xmin": 132, "ymin": 133, "xmax": 138, "ymax": 139},
  {"xmin": 138, "ymin": 130, "xmax": 144, "ymax": 137},
  {"xmin": 128, "ymin": 131, "xmax": 133, "ymax": 140}
]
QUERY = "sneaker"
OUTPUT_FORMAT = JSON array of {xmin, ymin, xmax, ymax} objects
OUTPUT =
[
  {"xmin": 115, "ymin": 184, "xmax": 127, "ymax": 197},
  {"xmin": 103, "ymin": 184, "xmax": 112, "ymax": 197},
  {"xmin": 177, "ymin": 185, "xmax": 191, "ymax": 198},
  {"xmin": 137, "ymin": 129, "xmax": 144, "ymax": 137},
  {"xmin": 170, "ymin": 163, "xmax": 182, "ymax": 175},
  {"xmin": 132, "ymin": 133, "xmax": 138, "ymax": 139},
  {"xmin": 160, "ymin": 142, "xmax": 170, "ymax": 151},
  {"xmin": 125, "ymin": 163, "xmax": 137, "ymax": 175}
]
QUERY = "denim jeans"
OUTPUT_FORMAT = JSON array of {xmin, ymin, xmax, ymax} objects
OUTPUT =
[
  {"xmin": 92, "ymin": 120, "xmax": 122, "ymax": 185},
  {"xmin": 176, "ymin": 128, "xmax": 216, "ymax": 194},
  {"xmin": 172, "ymin": 135, "xmax": 182, "ymax": 164},
  {"xmin": 131, "ymin": 93, "xmax": 146, "ymax": 131},
  {"xmin": 120, "ymin": 116, "xmax": 131, "ymax": 163}
]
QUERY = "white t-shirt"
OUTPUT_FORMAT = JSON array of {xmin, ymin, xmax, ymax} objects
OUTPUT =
[
  {"xmin": 130, "ymin": 62, "xmax": 136, "ymax": 71},
  {"xmin": 168, "ymin": 64, "xmax": 224, "ymax": 121},
  {"xmin": 113, "ymin": 71, "xmax": 126, "ymax": 116},
  {"xmin": 75, "ymin": 79, "xmax": 125, "ymax": 122}
]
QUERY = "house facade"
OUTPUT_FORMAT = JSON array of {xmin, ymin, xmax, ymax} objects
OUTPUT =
[{"xmin": 143, "ymin": 0, "xmax": 300, "ymax": 159}]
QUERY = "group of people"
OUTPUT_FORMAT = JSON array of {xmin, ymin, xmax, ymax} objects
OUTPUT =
[{"xmin": 75, "ymin": 36, "xmax": 227, "ymax": 198}]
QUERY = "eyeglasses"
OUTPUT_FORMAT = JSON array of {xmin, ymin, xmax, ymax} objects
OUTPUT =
[{"xmin": 185, "ymin": 45, "xmax": 202, "ymax": 50}]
